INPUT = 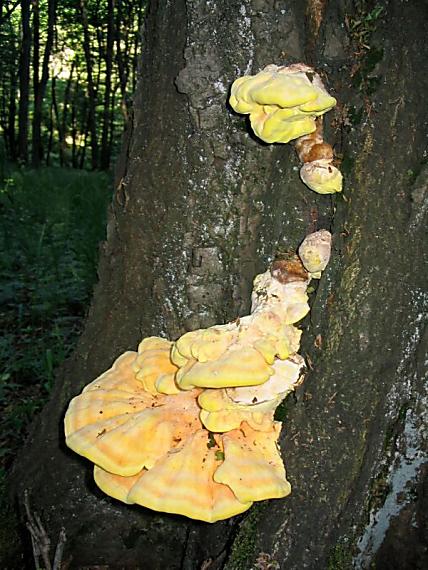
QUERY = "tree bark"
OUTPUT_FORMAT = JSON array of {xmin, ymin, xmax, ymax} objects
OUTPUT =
[
  {"xmin": 70, "ymin": 72, "xmax": 80, "ymax": 168},
  {"xmin": 31, "ymin": 0, "xmax": 40, "ymax": 118},
  {"xmin": 46, "ymin": 74, "xmax": 56, "ymax": 165},
  {"xmin": 131, "ymin": 1, "xmax": 143, "ymax": 92},
  {"xmin": 9, "ymin": 1, "xmax": 428, "ymax": 568},
  {"xmin": 31, "ymin": 0, "xmax": 39, "ymax": 135}
]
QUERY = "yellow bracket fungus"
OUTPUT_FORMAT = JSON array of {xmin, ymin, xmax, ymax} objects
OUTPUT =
[
  {"xmin": 213, "ymin": 423, "xmax": 291, "ymax": 503},
  {"xmin": 65, "ymin": 352, "xmax": 202, "ymax": 475},
  {"xmin": 175, "ymin": 345, "xmax": 273, "ymax": 390},
  {"xmin": 230, "ymin": 63, "xmax": 335, "ymax": 144},
  {"xmin": 198, "ymin": 354, "xmax": 305, "ymax": 432},
  {"xmin": 64, "ymin": 231, "xmax": 331, "ymax": 522},
  {"xmin": 133, "ymin": 336, "xmax": 180, "ymax": 395},
  {"xmin": 63, "ymin": 60, "xmax": 338, "ymax": 523},
  {"xmin": 230, "ymin": 63, "xmax": 342, "ymax": 194},
  {"xmin": 93, "ymin": 430, "xmax": 252, "ymax": 523}
]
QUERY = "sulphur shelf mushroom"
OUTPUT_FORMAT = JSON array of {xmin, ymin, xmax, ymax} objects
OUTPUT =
[
  {"xmin": 229, "ymin": 63, "xmax": 342, "ymax": 194},
  {"xmin": 64, "ymin": 230, "xmax": 332, "ymax": 522}
]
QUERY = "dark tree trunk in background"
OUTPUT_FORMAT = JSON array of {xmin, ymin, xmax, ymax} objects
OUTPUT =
[
  {"xmin": 78, "ymin": 102, "xmax": 91, "ymax": 169},
  {"xmin": 70, "ymin": 71, "xmax": 80, "ymax": 168},
  {"xmin": 9, "ymin": 1, "xmax": 428, "ymax": 568},
  {"xmin": 100, "ymin": 0, "xmax": 114, "ymax": 170},
  {"xmin": 79, "ymin": 0, "xmax": 99, "ymax": 169},
  {"xmin": 131, "ymin": 3, "xmax": 143, "ymax": 92},
  {"xmin": 17, "ymin": 0, "xmax": 31, "ymax": 163},
  {"xmin": 59, "ymin": 60, "xmax": 75, "ymax": 166},
  {"xmin": 45, "ymin": 74, "xmax": 55, "ymax": 165},
  {"xmin": 2, "ymin": 12, "xmax": 18, "ymax": 160},
  {"xmin": 31, "ymin": 0, "xmax": 40, "ymax": 145},
  {"xmin": 114, "ymin": 0, "xmax": 129, "ymax": 121},
  {"xmin": 31, "ymin": 0, "xmax": 56, "ymax": 167},
  {"xmin": 7, "ymin": 75, "xmax": 17, "ymax": 159}
]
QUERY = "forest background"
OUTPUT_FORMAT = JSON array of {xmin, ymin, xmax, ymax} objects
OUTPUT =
[{"xmin": 0, "ymin": 0, "xmax": 144, "ymax": 512}]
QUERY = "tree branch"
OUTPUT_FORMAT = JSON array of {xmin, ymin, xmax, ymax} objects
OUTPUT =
[
  {"xmin": 0, "ymin": 0, "xmax": 20, "ymax": 26},
  {"xmin": 24, "ymin": 490, "xmax": 66, "ymax": 570}
]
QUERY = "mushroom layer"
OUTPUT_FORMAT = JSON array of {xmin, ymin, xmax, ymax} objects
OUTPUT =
[
  {"xmin": 230, "ymin": 63, "xmax": 336, "ymax": 144},
  {"xmin": 230, "ymin": 63, "xmax": 342, "ymax": 194},
  {"xmin": 64, "ymin": 232, "xmax": 332, "ymax": 522}
]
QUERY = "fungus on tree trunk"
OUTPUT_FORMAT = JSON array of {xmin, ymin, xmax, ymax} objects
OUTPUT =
[
  {"xmin": 64, "ymin": 63, "xmax": 339, "ymax": 524},
  {"xmin": 64, "ymin": 231, "xmax": 332, "ymax": 523},
  {"xmin": 229, "ymin": 63, "xmax": 342, "ymax": 194},
  {"xmin": 298, "ymin": 229, "xmax": 332, "ymax": 278}
]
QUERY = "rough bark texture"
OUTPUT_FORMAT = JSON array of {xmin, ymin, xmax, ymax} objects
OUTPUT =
[{"xmin": 5, "ymin": 0, "xmax": 427, "ymax": 568}]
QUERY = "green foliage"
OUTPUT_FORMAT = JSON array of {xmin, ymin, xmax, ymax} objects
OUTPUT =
[
  {"xmin": 327, "ymin": 540, "xmax": 353, "ymax": 570},
  {"xmin": 0, "ymin": 1, "xmax": 145, "ymax": 168},
  {"xmin": 0, "ymin": 166, "xmax": 112, "ymax": 471},
  {"xmin": 346, "ymin": 2, "xmax": 385, "ymax": 95},
  {"xmin": 347, "ymin": 3, "xmax": 385, "ymax": 41},
  {"xmin": 224, "ymin": 505, "xmax": 264, "ymax": 570}
]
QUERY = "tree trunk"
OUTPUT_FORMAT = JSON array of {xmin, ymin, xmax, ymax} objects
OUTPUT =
[
  {"xmin": 131, "ymin": 1, "xmax": 143, "ymax": 92},
  {"xmin": 59, "ymin": 59, "xmax": 75, "ymax": 167},
  {"xmin": 79, "ymin": 0, "xmax": 99, "ymax": 169},
  {"xmin": 31, "ymin": 0, "xmax": 56, "ymax": 167},
  {"xmin": 108, "ymin": 85, "xmax": 117, "ymax": 155},
  {"xmin": 45, "ymin": 74, "xmax": 55, "ymax": 165},
  {"xmin": 100, "ymin": 0, "xmax": 114, "ymax": 170},
  {"xmin": 2, "ymin": 13, "xmax": 18, "ymax": 160},
  {"xmin": 17, "ymin": 0, "xmax": 31, "ymax": 163},
  {"xmin": 7, "ymin": 77, "xmax": 17, "ymax": 160},
  {"xmin": 9, "ymin": 1, "xmax": 428, "ymax": 568},
  {"xmin": 70, "ymin": 70, "xmax": 82, "ymax": 169},
  {"xmin": 31, "ymin": 0, "xmax": 40, "ymax": 141},
  {"xmin": 114, "ymin": 0, "xmax": 129, "ymax": 122}
]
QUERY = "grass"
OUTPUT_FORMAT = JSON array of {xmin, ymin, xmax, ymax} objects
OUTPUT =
[{"xmin": 0, "ymin": 166, "xmax": 112, "ymax": 477}]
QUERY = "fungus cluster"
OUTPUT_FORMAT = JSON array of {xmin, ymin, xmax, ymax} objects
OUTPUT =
[
  {"xmin": 64, "ymin": 231, "xmax": 332, "ymax": 523},
  {"xmin": 230, "ymin": 63, "xmax": 342, "ymax": 194},
  {"xmin": 65, "ymin": 62, "xmax": 340, "ymax": 523}
]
